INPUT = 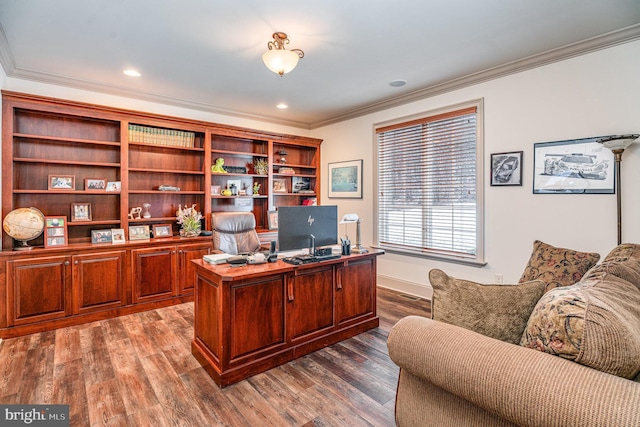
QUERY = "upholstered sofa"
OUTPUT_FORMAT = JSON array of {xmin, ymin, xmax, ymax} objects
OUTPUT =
[{"xmin": 388, "ymin": 242, "xmax": 640, "ymax": 427}]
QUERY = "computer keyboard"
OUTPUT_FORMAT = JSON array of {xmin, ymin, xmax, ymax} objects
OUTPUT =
[{"xmin": 282, "ymin": 254, "xmax": 341, "ymax": 265}]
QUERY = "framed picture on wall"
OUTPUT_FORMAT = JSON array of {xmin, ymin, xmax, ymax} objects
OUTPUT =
[
  {"xmin": 267, "ymin": 210, "xmax": 278, "ymax": 230},
  {"xmin": 490, "ymin": 151, "xmax": 523, "ymax": 186},
  {"xmin": 533, "ymin": 136, "xmax": 615, "ymax": 194},
  {"xmin": 328, "ymin": 159, "xmax": 362, "ymax": 198}
]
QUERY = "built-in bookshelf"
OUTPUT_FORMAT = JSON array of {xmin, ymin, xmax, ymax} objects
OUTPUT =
[{"xmin": 1, "ymin": 91, "xmax": 322, "ymax": 249}]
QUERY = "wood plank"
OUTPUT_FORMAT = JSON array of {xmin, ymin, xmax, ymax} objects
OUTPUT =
[{"xmin": 0, "ymin": 286, "xmax": 431, "ymax": 426}]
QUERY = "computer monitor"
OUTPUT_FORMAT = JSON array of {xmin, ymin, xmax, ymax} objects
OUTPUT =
[{"xmin": 277, "ymin": 205, "xmax": 338, "ymax": 254}]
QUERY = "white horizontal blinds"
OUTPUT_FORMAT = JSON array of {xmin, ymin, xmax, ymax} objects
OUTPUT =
[{"xmin": 377, "ymin": 107, "xmax": 478, "ymax": 258}]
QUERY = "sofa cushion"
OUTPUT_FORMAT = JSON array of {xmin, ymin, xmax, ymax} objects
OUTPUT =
[
  {"xmin": 520, "ymin": 264, "xmax": 640, "ymax": 379},
  {"xmin": 519, "ymin": 240, "xmax": 600, "ymax": 293},
  {"xmin": 429, "ymin": 269, "xmax": 545, "ymax": 344},
  {"xmin": 603, "ymin": 243, "xmax": 640, "ymax": 263}
]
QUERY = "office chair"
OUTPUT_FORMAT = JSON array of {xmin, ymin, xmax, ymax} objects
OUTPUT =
[{"xmin": 211, "ymin": 211, "xmax": 262, "ymax": 255}]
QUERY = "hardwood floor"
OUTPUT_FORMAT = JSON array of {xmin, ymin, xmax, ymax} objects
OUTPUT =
[{"xmin": 0, "ymin": 287, "xmax": 430, "ymax": 427}]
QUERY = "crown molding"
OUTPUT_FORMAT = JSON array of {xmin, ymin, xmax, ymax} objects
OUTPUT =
[
  {"xmin": 1, "ymin": 23, "xmax": 638, "ymax": 130},
  {"xmin": 309, "ymin": 24, "xmax": 640, "ymax": 129}
]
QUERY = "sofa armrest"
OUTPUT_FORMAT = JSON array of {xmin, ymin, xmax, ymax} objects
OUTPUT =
[{"xmin": 388, "ymin": 316, "xmax": 640, "ymax": 427}]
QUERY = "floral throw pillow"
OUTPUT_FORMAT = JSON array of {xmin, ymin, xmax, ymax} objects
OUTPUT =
[{"xmin": 519, "ymin": 240, "xmax": 600, "ymax": 293}]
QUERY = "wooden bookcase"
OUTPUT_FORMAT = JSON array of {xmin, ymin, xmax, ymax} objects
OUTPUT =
[{"xmin": 0, "ymin": 91, "xmax": 322, "ymax": 337}]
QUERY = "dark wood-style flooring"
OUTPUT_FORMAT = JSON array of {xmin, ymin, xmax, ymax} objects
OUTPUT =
[{"xmin": 0, "ymin": 287, "xmax": 430, "ymax": 426}]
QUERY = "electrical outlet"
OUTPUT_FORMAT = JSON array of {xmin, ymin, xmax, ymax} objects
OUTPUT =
[{"xmin": 495, "ymin": 273, "xmax": 503, "ymax": 284}]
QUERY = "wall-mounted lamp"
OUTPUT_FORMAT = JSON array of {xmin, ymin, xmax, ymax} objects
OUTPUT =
[
  {"xmin": 262, "ymin": 32, "xmax": 304, "ymax": 76},
  {"xmin": 340, "ymin": 214, "xmax": 368, "ymax": 254},
  {"xmin": 598, "ymin": 134, "xmax": 639, "ymax": 245}
]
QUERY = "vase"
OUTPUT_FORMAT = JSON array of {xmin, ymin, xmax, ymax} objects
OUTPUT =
[{"xmin": 179, "ymin": 228, "xmax": 201, "ymax": 238}]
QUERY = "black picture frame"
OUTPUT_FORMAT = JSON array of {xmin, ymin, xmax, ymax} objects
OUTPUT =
[
  {"xmin": 533, "ymin": 136, "xmax": 615, "ymax": 194},
  {"xmin": 490, "ymin": 151, "xmax": 523, "ymax": 186}
]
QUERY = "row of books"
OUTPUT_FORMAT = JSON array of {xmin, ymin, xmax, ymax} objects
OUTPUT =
[{"xmin": 128, "ymin": 124, "xmax": 196, "ymax": 148}]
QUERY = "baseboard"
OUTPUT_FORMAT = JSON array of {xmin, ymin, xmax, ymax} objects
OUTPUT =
[{"xmin": 377, "ymin": 274, "xmax": 433, "ymax": 300}]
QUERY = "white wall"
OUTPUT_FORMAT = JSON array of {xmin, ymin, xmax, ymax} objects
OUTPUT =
[
  {"xmin": 2, "ymin": 41, "xmax": 639, "ymax": 300},
  {"xmin": 315, "ymin": 40, "xmax": 640, "ymax": 298}
]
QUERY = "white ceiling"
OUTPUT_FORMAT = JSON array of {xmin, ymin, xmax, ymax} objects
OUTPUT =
[{"xmin": 0, "ymin": 1, "xmax": 639, "ymax": 129}]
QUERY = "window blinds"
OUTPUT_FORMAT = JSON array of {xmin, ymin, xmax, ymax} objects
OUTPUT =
[{"xmin": 376, "ymin": 106, "xmax": 478, "ymax": 258}]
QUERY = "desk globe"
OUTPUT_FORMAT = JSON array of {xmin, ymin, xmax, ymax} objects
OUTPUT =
[{"xmin": 3, "ymin": 207, "xmax": 45, "ymax": 250}]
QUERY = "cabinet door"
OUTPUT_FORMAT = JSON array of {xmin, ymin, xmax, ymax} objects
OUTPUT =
[
  {"xmin": 72, "ymin": 250, "xmax": 126, "ymax": 314},
  {"xmin": 336, "ymin": 258, "xmax": 376, "ymax": 326},
  {"xmin": 7, "ymin": 256, "xmax": 72, "ymax": 326},
  {"xmin": 131, "ymin": 246, "xmax": 177, "ymax": 303},
  {"xmin": 178, "ymin": 243, "xmax": 211, "ymax": 295},
  {"xmin": 287, "ymin": 265, "xmax": 334, "ymax": 341}
]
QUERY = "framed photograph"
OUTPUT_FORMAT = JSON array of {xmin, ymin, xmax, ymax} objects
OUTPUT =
[
  {"xmin": 226, "ymin": 179, "xmax": 242, "ymax": 195},
  {"xmin": 91, "ymin": 229, "xmax": 112, "ymax": 244},
  {"xmin": 211, "ymin": 185, "xmax": 221, "ymax": 195},
  {"xmin": 328, "ymin": 159, "xmax": 362, "ymax": 199},
  {"xmin": 153, "ymin": 224, "xmax": 172, "ymax": 238},
  {"xmin": 44, "ymin": 216, "xmax": 67, "ymax": 248},
  {"xmin": 491, "ymin": 151, "xmax": 523, "ymax": 186},
  {"xmin": 85, "ymin": 178, "xmax": 107, "ymax": 191},
  {"xmin": 111, "ymin": 228, "xmax": 126, "ymax": 244},
  {"xmin": 267, "ymin": 210, "xmax": 278, "ymax": 230},
  {"xmin": 129, "ymin": 225, "xmax": 150, "ymax": 240},
  {"xmin": 273, "ymin": 178, "xmax": 288, "ymax": 193},
  {"xmin": 533, "ymin": 136, "xmax": 615, "ymax": 194},
  {"xmin": 48, "ymin": 175, "xmax": 75, "ymax": 190},
  {"xmin": 106, "ymin": 181, "xmax": 121, "ymax": 192},
  {"xmin": 70, "ymin": 203, "xmax": 92, "ymax": 222},
  {"xmin": 292, "ymin": 176, "xmax": 311, "ymax": 193}
]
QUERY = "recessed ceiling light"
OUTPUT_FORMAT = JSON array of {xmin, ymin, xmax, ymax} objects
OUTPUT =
[
  {"xmin": 277, "ymin": 103, "xmax": 288, "ymax": 109},
  {"xmin": 123, "ymin": 69, "xmax": 141, "ymax": 77},
  {"xmin": 389, "ymin": 79, "xmax": 406, "ymax": 87}
]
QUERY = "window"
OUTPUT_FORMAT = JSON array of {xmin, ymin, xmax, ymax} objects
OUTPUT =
[{"xmin": 375, "ymin": 100, "xmax": 484, "ymax": 264}]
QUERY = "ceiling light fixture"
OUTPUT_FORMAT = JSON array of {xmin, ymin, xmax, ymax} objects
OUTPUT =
[
  {"xmin": 262, "ymin": 32, "xmax": 304, "ymax": 76},
  {"xmin": 123, "ymin": 69, "xmax": 141, "ymax": 77}
]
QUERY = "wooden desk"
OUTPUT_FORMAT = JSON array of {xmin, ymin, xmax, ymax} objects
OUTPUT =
[{"xmin": 191, "ymin": 250, "xmax": 383, "ymax": 387}]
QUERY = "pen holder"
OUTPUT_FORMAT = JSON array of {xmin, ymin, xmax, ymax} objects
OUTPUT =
[{"xmin": 342, "ymin": 241, "xmax": 351, "ymax": 255}]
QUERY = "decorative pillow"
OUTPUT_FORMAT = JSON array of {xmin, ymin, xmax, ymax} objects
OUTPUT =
[
  {"xmin": 519, "ymin": 240, "xmax": 600, "ymax": 293},
  {"xmin": 603, "ymin": 243, "xmax": 640, "ymax": 263},
  {"xmin": 429, "ymin": 269, "xmax": 545, "ymax": 344},
  {"xmin": 583, "ymin": 258, "xmax": 640, "ymax": 290},
  {"xmin": 520, "ymin": 272, "xmax": 640, "ymax": 379}
]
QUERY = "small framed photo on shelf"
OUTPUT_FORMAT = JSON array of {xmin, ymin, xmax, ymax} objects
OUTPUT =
[
  {"xmin": 328, "ymin": 159, "xmax": 362, "ymax": 199},
  {"xmin": 490, "ymin": 151, "xmax": 523, "ymax": 186},
  {"xmin": 129, "ymin": 225, "xmax": 150, "ymax": 241},
  {"xmin": 273, "ymin": 178, "xmax": 288, "ymax": 193},
  {"xmin": 44, "ymin": 216, "xmax": 67, "ymax": 248},
  {"xmin": 211, "ymin": 185, "xmax": 221, "ymax": 195},
  {"xmin": 48, "ymin": 175, "xmax": 75, "ymax": 190},
  {"xmin": 267, "ymin": 210, "xmax": 278, "ymax": 230},
  {"xmin": 70, "ymin": 203, "xmax": 92, "ymax": 222},
  {"xmin": 111, "ymin": 228, "xmax": 126, "ymax": 244},
  {"xmin": 85, "ymin": 178, "xmax": 107, "ymax": 191},
  {"xmin": 106, "ymin": 181, "xmax": 121, "ymax": 192},
  {"xmin": 91, "ymin": 229, "xmax": 112, "ymax": 244},
  {"xmin": 292, "ymin": 176, "xmax": 311, "ymax": 193},
  {"xmin": 152, "ymin": 224, "xmax": 172, "ymax": 238}
]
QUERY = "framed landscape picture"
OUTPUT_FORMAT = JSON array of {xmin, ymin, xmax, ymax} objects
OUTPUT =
[
  {"xmin": 129, "ymin": 225, "xmax": 150, "ymax": 240},
  {"xmin": 328, "ymin": 159, "xmax": 362, "ymax": 199},
  {"xmin": 153, "ymin": 224, "xmax": 172, "ymax": 238}
]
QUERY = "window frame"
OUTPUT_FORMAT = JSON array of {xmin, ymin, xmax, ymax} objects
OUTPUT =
[{"xmin": 373, "ymin": 99, "xmax": 485, "ymax": 266}]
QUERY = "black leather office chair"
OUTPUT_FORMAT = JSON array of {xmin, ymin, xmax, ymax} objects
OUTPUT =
[{"xmin": 211, "ymin": 211, "xmax": 262, "ymax": 255}]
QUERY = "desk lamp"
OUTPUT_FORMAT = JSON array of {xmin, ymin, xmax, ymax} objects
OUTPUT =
[{"xmin": 340, "ymin": 214, "xmax": 368, "ymax": 254}]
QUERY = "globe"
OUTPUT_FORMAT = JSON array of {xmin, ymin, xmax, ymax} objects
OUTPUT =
[{"xmin": 3, "ymin": 207, "xmax": 45, "ymax": 250}]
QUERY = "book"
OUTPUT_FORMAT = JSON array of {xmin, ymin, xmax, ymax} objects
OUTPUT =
[{"xmin": 203, "ymin": 253, "xmax": 234, "ymax": 264}]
